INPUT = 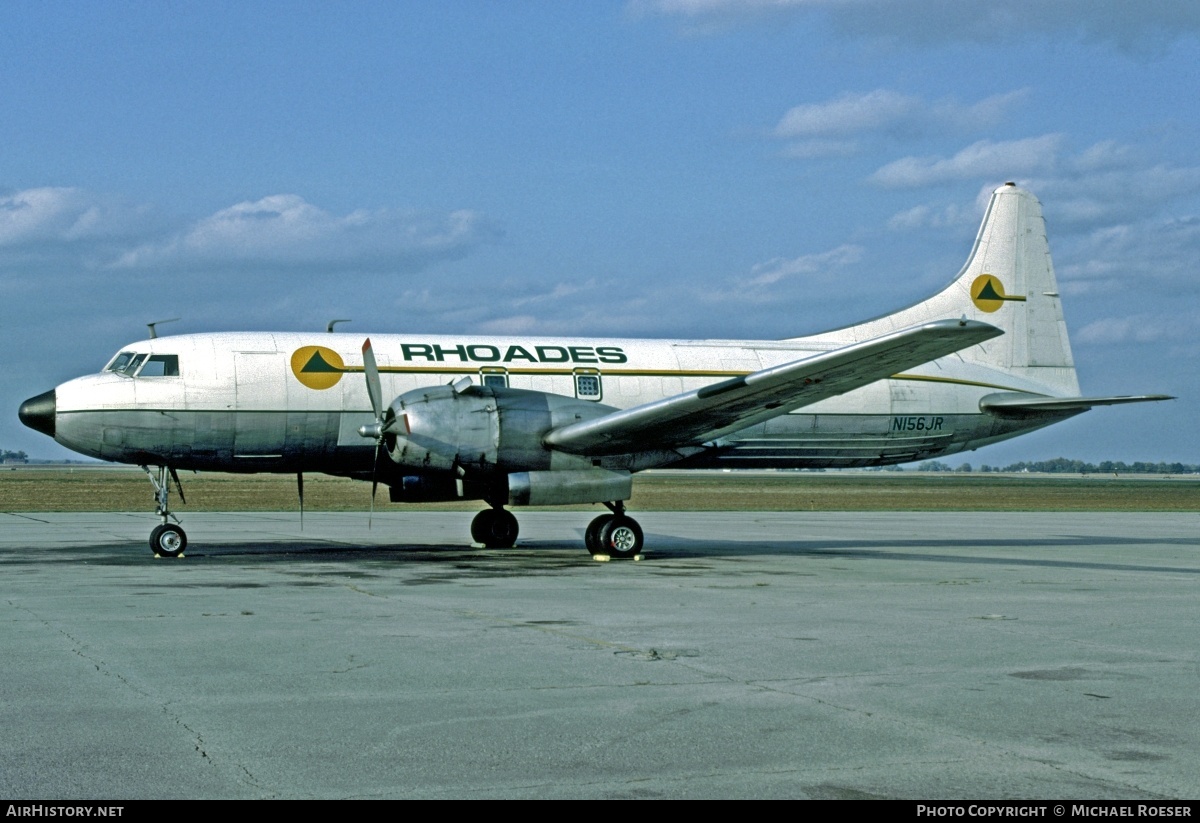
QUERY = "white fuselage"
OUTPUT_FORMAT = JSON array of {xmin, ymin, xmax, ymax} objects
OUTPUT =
[{"xmin": 50, "ymin": 330, "xmax": 1071, "ymax": 480}]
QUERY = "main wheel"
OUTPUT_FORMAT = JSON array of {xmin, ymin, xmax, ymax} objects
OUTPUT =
[
  {"xmin": 470, "ymin": 509, "xmax": 495, "ymax": 544},
  {"xmin": 585, "ymin": 515, "xmax": 612, "ymax": 556},
  {"xmin": 150, "ymin": 523, "xmax": 187, "ymax": 557},
  {"xmin": 471, "ymin": 508, "xmax": 519, "ymax": 549},
  {"xmin": 598, "ymin": 516, "xmax": 643, "ymax": 559}
]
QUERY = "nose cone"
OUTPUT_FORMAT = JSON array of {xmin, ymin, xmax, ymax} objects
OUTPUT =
[{"xmin": 18, "ymin": 389, "xmax": 56, "ymax": 438}]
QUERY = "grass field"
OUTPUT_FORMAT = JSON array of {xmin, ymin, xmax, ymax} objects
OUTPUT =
[{"xmin": 2, "ymin": 467, "xmax": 1198, "ymax": 513}]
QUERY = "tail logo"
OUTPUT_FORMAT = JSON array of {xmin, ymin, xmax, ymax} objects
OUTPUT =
[
  {"xmin": 291, "ymin": 346, "xmax": 346, "ymax": 390},
  {"xmin": 971, "ymin": 274, "xmax": 1027, "ymax": 313}
]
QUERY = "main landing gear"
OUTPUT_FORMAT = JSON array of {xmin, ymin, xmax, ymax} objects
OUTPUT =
[
  {"xmin": 469, "ymin": 500, "xmax": 645, "ymax": 559},
  {"xmin": 470, "ymin": 505, "xmax": 520, "ymax": 549},
  {"xmin": 143, "ymin": 465, "xmax": 187, "ymax": 558},
  {"xmin": 584, "ymin": 502, "xmax": 644, "ymax": 560}
]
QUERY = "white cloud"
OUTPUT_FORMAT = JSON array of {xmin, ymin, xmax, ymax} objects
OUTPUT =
[
  {"xmin": 1034, "ymin": 166, "xmax": 1200, "ymax": 229},
  {"xmin": 1076, "ymin": 313, "xmax": 1198, "ymax": 345},
  {"xmin": 0, "ymin": 187, "xmax": 151, "ymax": 246},
  {"xmin": 0, "ymin": 188, "xmax": 86, "ymax": 245},
  {"xmin": 870, "ymin": 135, "xmax": 1065, "ymax": 188},
  {"xmin": 771, "ymin": 90, "xmax": 1028, "ymax": 162},
  {"xmin": 774, "ymin": 89, "xmax": 1026, "ymax": 141},
  {"xmin": 886, "ymin": 202, "xmax": 977, "ymax": 231},
  {"xmin": 109, "ymin": 194, "xmax": 499, "ymax": 273},
  {"xmin": 510, "ymin": 280, "xmax": 600, "ymax": 308},
  {"xmin": 774, "ymin": 90, "xmax": 920, "ymax": 139},
  {"xmin": 746, "ymin": 244, "xmax": 862, "ymax": 286},
  {"xmin": 697, "ymin": 244, "xmax": 864, "ymax": 307},
  {"xmin": 1056, "ymin": 214, "xmax": 1200, "ymax": 291}
]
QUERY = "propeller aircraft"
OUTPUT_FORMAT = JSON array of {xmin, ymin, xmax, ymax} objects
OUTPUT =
[{"xmin": 18, "ymin": 184, "xmax": 1170, "ymax": 559}]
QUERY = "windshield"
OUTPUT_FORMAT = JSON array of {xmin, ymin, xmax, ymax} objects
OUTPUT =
[
  {"xmin": 122, "ymin": 353, "xmax": 148, "ymax": 376},
  {"xmin": 105, "ymin": 351, "xmax": 135, "ymax": 373},
  {"xmin": 104, "ymin": 351, "xmax": 180, "ymax": 377}
]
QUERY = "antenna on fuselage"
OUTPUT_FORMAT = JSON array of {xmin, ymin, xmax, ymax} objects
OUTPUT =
[
  {"xmin": 147, "ymin": 318, "xmax": 181, "ymax": 339},
  {"xmin": 327, "ymin": 319, "xmax": 352, "ymax": 333}
]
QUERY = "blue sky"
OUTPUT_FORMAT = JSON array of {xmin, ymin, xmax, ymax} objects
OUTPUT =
[{"xmin": 3, "ymin": 0, "xmax": 1197, "ymax": 465}]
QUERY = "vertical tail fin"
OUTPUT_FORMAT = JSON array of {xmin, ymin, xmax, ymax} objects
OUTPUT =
[{"xmin": 811, "ymin": 182, "xmax": 1080, "ymax": 396}]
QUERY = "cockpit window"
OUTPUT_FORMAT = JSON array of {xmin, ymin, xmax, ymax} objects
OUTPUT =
[
  {"xmin": 105, "ymin": 351, "xmax": 135, "ymax": 373},
  {"xmin": 123, "ymin": 353, "xmax": 148, "ymax": 376},
  {"xmin": 104, "ymin": 351, "xmax": 180, "ymax": 377},
  {"xmin": 137, "ymin": 355, "xmax": 180, "ymax": 377}
]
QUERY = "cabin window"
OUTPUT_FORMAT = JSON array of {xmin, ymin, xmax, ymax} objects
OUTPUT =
[
  {"xmin": 480, "ymin": 368, "xmax": 508, "ymax": 388},
  {"xmin": 137, "ymin": 354, "xmax": 180, "ymax": 377},
  {"xmin": 575, "ymin": 373, "xmax": 602, "ymax": 400}
]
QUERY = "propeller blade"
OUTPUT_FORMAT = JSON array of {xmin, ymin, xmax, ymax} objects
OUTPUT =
[
  {"xmin": 360, "ymin": 338, "xmax": 386, "ymax": 531},
  {"xmin": 362, "ymin": 338, "xmax": 384, "ymax": 424},
  {"xmin": 369, "ymin": 443, "xmax": 379, "ymax": 530}
]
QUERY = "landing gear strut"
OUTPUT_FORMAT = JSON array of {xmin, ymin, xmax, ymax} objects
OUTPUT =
[
  {"xmin": 471, "ymin": 506, "xmax": 519, "ymax": 548},
  {"xmin": 143, "ymin": 465, "xmax": 187, "ymax": 557},
  {"xmin": 585, "ymin": 502, "xmax": 644, "ymax": 560}
]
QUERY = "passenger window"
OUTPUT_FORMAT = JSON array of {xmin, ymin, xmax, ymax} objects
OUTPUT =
[
  {"xmin": 575, "ymin": 373, "xmax": 602, "ymax": 400},
  {"xmin": 138, "ymin": 355, "xmax": 180, "ymax": 377},
  {"xmin": 480, "ymin": 368, "xmax": 508, "ymax": 388}
]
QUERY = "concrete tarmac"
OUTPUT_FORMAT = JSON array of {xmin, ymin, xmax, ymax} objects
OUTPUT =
[{"xmin": 1, "ymin": 510, "xmax": 1197, "ymax": 799}]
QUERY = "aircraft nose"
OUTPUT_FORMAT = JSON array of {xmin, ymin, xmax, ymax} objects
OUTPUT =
[{"xmin": 18, "ymin": 389, "xmax": 56, "ymax": 438}]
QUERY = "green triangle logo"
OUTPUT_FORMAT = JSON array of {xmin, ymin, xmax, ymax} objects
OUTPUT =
[
  {"xmin": 302, "ymin": 351, "xmax": 343, "ymax": 373},
  {"xmin": 975, "ymin": 278, "xmax": 1004, "ymax": 301}
]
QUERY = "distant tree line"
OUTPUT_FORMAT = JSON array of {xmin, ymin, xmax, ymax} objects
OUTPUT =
[
  {"xmin": 1, "ymin": 449, "xmax": 29, "ymax": 463},
  {"xmin": 913, "ymin": 458, "xmax": 1198, "ymax": 475}
]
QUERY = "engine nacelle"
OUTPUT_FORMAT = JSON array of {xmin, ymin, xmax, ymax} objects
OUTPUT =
[
  {"xmin": 385, "ymin": 383, "xmax": 615, "ymax": 476},
  {"xmin": 386, "ymin": 468, "xmax": 632, "ymax": 506},
  {"xmin": 506, "ymin": 469, "xmax": 632, "ymax": 506}
]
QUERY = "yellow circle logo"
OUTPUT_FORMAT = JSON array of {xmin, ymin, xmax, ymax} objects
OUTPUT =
[
  {"xmin": 971, "ymin": 274, "xmax": 1025, "ymax": 313},
  {"xmin": 290, "ymin": 346, "xmax": 346, "ymax": 390}
]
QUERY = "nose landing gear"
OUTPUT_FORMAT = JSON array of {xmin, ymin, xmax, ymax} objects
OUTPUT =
[{"xmin": 143, "ymin": 465, "xmax": 187, "ymax": 557}]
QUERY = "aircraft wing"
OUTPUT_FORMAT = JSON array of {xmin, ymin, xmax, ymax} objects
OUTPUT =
[
  {"xmin": 544, "ymin": 319, "xmax": 1003, "ymax": 456},
  {"xmin": 980, "ymin": 393, "xmax": 1174, "ymax": 413}
]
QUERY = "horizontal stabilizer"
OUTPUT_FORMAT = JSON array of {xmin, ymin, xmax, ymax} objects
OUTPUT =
[
  {"xmin": 980, "ymin": 393, "xmax": 1174, "ymax": 414},
  {"xmin": 546, "ymin": 319, "xmax": 1002, "ymax": 456}
]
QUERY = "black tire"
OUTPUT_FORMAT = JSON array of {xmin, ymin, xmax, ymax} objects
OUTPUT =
[
  {"xmin": 472, "ymin": 508, "xmax": 519, "ymax": 549},
  {"xmin": 585, "ymin": 515, "xmax": 612, "ymax": 555},
  {"xmin": 599, "ymin": 516, "xmax": 643, "ymax": 559},
  {"xmin": 150, "ymin": 523, "xmax": 187, "ymax": 557},
  {"xmin": 470, "ymin": 509, "xmax": 495, "ymax": 545}
]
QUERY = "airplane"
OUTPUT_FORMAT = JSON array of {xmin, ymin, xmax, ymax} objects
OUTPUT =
[{"xmin": 17, "ymin": 182, "xmax": 1171, "ymax": 560}]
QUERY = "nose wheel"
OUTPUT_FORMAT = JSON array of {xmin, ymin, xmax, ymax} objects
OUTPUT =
[
  {"xmin": 143, "ymin": 465, "xmax": 187, "ymax": 557},
  {"xmin": 150, "ymin": 523, "xmax": 187, "ymax": 558}
]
